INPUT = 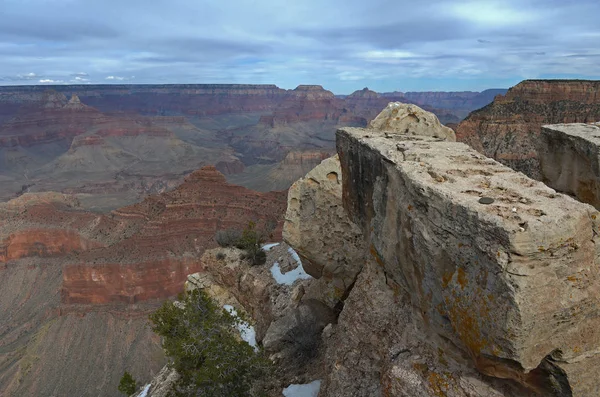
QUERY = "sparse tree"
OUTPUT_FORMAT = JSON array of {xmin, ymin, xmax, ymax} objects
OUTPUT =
[
  {"xmin": 118, "ymin": 371, "xmax": 137, "ymax": 396},
  {"xmin": 149, "ymin": 289, "xmax": 271, "ymax": 397}
]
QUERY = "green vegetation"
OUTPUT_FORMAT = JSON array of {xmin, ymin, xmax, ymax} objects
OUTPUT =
[
  {"xmin": 118, "ymin": 371, "xmax": 137, "ymax": 396},
  {"xmin": 215, "ymin": 221, "xmax": 267, "ymax": 266},
  {"xmin": 148, "ymin": 289, "xmax": 271, "ymax": 397}
]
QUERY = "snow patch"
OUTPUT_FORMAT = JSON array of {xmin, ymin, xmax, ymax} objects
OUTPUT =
[
  {"xmin": 223, "ymin": 305, "xmax": 258, "ymax": 351},
  {"xmin": 262, "ymin": 243, "xmax": 280, "ymax": 251},
  {"xmin": 270, "ymin": 261, "xmax": 312, "ymax": 285},
  {"xmin": 139, "ymin": 383, "xmax": 151, "ymax": 397},
  {"xmin": 288, "ymin": 247, "xmax": 303, "ymax": 266},
  {"xmin": 283, "ymin": 380, "xmax": 322, "ymax": 397}
]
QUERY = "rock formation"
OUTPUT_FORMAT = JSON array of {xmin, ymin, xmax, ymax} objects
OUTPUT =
[
  {"xmin": 279, "ymin": 103, "xmax": 600, "ymax": 396},
  {"xmin": 455, "ymin": 79, "xmax": 600, "ymax": 179},
  {"xmin": 369, "ymin": 102, "xmax": 457, "ymax": 141},
  {"xmin": 284, "ymin": 155, "xmax": 365, "ymax": 292}
]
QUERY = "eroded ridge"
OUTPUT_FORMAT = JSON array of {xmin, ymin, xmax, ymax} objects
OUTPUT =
[{"xmin": 337, "ymin": 126, "xmax": 600, "ymax": 396}]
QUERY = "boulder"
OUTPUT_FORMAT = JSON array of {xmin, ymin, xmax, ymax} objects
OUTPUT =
[
  {"xmin": 336, "ymin": 125, "xmax": 600, "ymax": 395},
  {"xmin": 283, "ymin": 155, "xmax": 365, "ymax": 292},
  {"xmin": 539, "ymin": 123, "xmax": 600, "ymax": 209},
  {"xmin": 369, "ymin": 102, "xmax": 456, "ymax": 141}
]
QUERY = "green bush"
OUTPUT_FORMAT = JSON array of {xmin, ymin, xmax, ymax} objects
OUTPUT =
[
  {"xmin": 149, "ymin": 289, "xmax": 271, "ymax": 397},
  {"xmin": 215, "ymin": 222, "xmax": 267, "ymax": 266},
  {"xmin": 118, "ymin": 371, "xmax": 137, "ymax": 396}
]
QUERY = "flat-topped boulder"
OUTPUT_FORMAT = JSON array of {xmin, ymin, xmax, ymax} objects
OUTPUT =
[
  {"xmin": 540, "ymin": 123, "xmax": 600, "ymax": 209},
  {"xmin": 337, "ymin": 126, "xmax": 600, "ymax": 395}
]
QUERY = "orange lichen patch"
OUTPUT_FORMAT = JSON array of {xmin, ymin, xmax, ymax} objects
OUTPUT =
[
  {"xmin": 407, "ymin": 204, "xmax": 414, "ymax": 211},
  {"xmin": 441, "ymin": 272, "xmax": 453, "ymax": 289},
  {"xmin": 446, "ymin": 286, "xmax": 495, "ymax": 358},
  {"xmin": 427, "ymin": 371, "xmax": 457, "ymax": 397},
  {"xmin": 370, "ymin": 244, "xmax": 386, "ymax": 267}
]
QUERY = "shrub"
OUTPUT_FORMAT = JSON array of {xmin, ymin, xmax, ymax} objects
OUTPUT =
[
  {"xmin": 118, "ymin": 371, "xmax": 137, "ymax": 396},
  {"xmin": 148, "ymin": 289, "xmax": 271, "ymax": 397},
  {"xmin": 215, "ymin": 222, "xmax": 267, "ymax": 266}
]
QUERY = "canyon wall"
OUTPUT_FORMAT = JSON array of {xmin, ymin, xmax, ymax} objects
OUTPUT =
[
  {"xmin": 456, "ymin": 80, "xmax": 600, "ymax": 179},
  {"xmin": 0, "ymin": 166, "xmax": 288, "ymax": 396}
]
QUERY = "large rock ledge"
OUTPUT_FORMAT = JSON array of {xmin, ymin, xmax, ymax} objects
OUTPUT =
[{"xmin": 337, "ymin": 126, "xmax": 600, "ymax": 395}]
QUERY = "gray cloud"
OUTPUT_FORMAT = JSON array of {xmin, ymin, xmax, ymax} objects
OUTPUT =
[{"xmin": 0, "ymin": 0, "xmax": 599, "ymax": 92}]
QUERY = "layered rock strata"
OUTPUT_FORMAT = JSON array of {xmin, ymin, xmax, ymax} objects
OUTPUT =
[{"xmin": 0, "ymin": 167, "xmax": 288, "ymax": 396}]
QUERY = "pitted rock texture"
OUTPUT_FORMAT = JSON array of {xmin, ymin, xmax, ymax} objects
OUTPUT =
[
  {"xmin": 337, "ymin": 126, "xmax": 600, "ymax": 395},
  {"xmin": 456, "ymin": 79, "xmax": 600, "ymax": 179},
  {"xmin": 369, "ymin": 102, "xmax": 457, "ymax": 141},
  {"xmin": 540, "ymin": 123, "xmax": 600, "ymax": 209},
  {"xmin": 283, "ymin": 155, "xmax": 365, "ymax": 291}
]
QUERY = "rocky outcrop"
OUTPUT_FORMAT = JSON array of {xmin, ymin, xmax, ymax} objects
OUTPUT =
[
  {"xmin": 455, "ymin": 80, "xmax": 600, "ymax": 179},
  {"xmin": 337, "ymin": 126, "xmax": 600, "ymax": 395},
  {"xmin": 369, "ymin": 102, "xmax": 457, "ymax": 141},
  {"xmin": 283, "ymin": 155, "xmax": 365, "ymax": 291},
  {"xmin": 274, "ymin": 103, "xmax": 600, "ymax": 396},
  {"xmin": 539, "ymin": 123, "xmax": 600, "ymax": 208}
]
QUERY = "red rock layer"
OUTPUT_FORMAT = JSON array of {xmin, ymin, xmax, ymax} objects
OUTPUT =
[
  {"xmin": 0, "ymin": 229, "xmax": 104, "ymax": 263},
  {"xmin": 61, "ymin": 166, "xmax": 287, "ymax": 304},
  {"xmin": 455, "ymin": 79, "xmax": 600, "ymax": 179},
  {"xmin": 0, "ymin": 91, "xmax": 108, "ymax": 148},
  {"xmin": 62, "ymin": 258, "xmax": 203, "ymax": 304},
  {"xmin": 269, "ymin": 85, "xmax": 349, "ymax": 125},
  {"xmin": 1, "ymin": 167, "xmax": 287, "ymax": 305}
]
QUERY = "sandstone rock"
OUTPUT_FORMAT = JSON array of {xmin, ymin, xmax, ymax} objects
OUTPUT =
[
  {"xmin": 336, "ymin": 126, "xmax": 600, "ymax": 395},
  {"xmin": 283, "ymin": 155, "xmax": 365, "ymax": 291},
  {"xmin": 320, "ymin": 259, "xmax": 534, "ymax": 397},
  {"xmin": 369, "ymin": 102, "xmax": 457, "ymax": 141},
  {"xmin": 539, "ymin": 123, "xmax": 600, "ymax": 209}
]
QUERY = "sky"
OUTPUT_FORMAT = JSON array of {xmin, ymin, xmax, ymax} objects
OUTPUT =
[{"xmin": 0, "ymin": 0, "xmax": 599, "ymax": 94}]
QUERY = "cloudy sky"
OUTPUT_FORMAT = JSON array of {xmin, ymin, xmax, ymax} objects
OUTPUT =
[{"xmin": 0, "ymin": 0, "xmax": 599, "ymax": 93}]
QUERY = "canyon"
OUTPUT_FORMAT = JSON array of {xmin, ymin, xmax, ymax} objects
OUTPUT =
[
  {"xmin": 138, "ymin": 101, "xmax": 600, "ymax": 397},
  {"xmin": 0, "ymin": 167, "xmax": 286, "ymax": 396},
  {"xmin": 2, "ymin": 79, "xmax": 600, "ymax": 396},
  {"xmin": 0, "ymin": 84, "xmax": 503, "ymax": 209}
]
